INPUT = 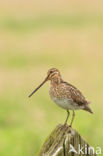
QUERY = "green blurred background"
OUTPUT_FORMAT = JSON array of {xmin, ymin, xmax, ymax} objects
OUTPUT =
[{"xmin": 0, "ymin": 0, "xmax": 103, "ymax": 155}]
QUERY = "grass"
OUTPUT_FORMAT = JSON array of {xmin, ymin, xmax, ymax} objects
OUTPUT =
[
  {"xmin": 0, "ymin": 15, "xmax": 103, "ymax": 32},
  {"xmin": 0, "ymin": 1, "xmax": 103, "ymax": 155}
]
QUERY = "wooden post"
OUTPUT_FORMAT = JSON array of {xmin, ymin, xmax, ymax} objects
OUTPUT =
[{"xmin": 38, "ymin": 124, "xmax": 97, "ymax": 156}]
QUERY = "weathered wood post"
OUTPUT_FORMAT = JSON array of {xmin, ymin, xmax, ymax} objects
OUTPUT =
[{"xmin": 38, "ymin": 124, "xmax": 97, "ymax": 156}]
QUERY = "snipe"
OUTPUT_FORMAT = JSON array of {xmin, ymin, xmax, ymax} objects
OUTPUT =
[{"xmin": 29, "ymin": 68, "xmax": 93, "ymax": 127}]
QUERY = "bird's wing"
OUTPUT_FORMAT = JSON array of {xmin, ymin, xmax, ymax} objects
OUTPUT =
[{"xmin": 62, "ymin": 81, "xmax": 89, "ymax": 106}]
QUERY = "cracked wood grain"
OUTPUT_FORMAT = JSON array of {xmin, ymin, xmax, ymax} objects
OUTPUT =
[{"xmin": 38, "ymin": 124, "xmax": 97, "ymax": 156}]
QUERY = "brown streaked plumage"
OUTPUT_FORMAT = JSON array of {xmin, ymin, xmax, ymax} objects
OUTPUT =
[{"xmin": 29, "ymin": 68, "xmax": 93, "ymax": 127}]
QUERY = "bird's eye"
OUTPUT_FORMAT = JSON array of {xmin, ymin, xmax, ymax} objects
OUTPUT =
[{"xmin": 50, "ymin": 71, "xmax": 53, "ymax": 74}]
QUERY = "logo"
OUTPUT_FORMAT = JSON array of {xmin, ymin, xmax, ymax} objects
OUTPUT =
[{"xmin": 69, "ymin": 144, "xmax": 101, "ymax": 155}]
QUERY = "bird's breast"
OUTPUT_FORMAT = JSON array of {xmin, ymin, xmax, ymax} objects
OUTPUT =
[
  {"xmin": 50, "ymin": 94, "xmax": 76, "ymax": 110},
  {"xmin": 49, "ymin": 86, "xmax": 84, "ymax": 110},
  {"xmin": 49, "ymin": 86, "xmax": 74, "ymax": 110}
]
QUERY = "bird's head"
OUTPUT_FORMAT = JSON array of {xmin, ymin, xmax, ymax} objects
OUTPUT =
[
  {"xmin": 28, "ymin": 68, "xmax": 61, "ymax": 97},
  {"xmin": 47, "ymin": 68, "xmax": 61, "ymax": 80}
]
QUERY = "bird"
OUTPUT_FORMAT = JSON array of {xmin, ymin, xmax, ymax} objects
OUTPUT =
[{"xmin": 28, "ymin": 68, "xmax": 93, "ymax": 127}]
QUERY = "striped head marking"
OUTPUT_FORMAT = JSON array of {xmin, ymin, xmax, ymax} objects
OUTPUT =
[{"xmin": 47, "ymin": 68, "xmax": 61, "ymax": 80}]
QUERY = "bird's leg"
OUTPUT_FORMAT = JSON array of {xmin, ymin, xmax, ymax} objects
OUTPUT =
[
  {"xmin": 64, "ymin": 110, "xmax": 70, "ymax": 125},
  {"xmin": 70, "ymin": 110, "xmax": 75, "ymax": 127}
]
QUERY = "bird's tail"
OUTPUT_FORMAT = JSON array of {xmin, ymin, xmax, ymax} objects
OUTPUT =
[{"xmin": 83, "ymin": 105, "xmax": 93, "ymax": 114}]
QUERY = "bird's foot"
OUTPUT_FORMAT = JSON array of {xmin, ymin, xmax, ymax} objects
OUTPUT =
[
  {"xmin": 63, "ymin": 122, "xmax": 68, "ymax": 128},
  {"xmin": 68, "ymin": 124, "xmax": 72, "ymax": 128}
]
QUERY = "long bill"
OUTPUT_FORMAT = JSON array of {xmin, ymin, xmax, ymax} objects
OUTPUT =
[{"xmin": 28, "ymin": 76, "xmax": 48, "ymax": 98}]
